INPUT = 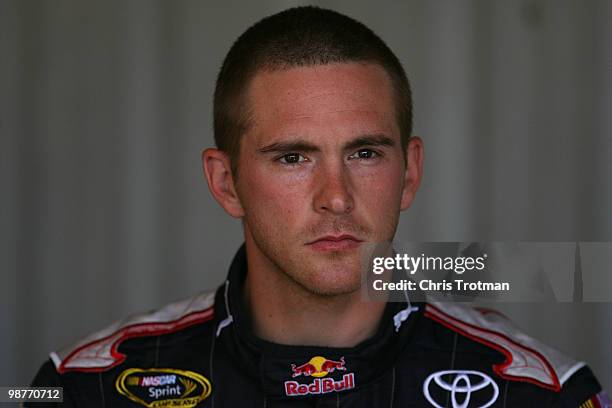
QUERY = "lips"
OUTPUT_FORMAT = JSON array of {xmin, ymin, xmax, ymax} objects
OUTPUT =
[{"xmin": 307, "ymin": 234, "xmax": 363, "ymax": 251}]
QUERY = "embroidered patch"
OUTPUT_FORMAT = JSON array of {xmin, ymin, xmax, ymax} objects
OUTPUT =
[
  {"xmin": 115, "ymin": 368, "xmax": 211, "ymax": 407},
  {"xmin": 423, "ymin": 370, "xmax": 499, "ymax": 408},
  {"xmin": 284, "ymin": 356, "xmax": 355, "ymax": 396}
]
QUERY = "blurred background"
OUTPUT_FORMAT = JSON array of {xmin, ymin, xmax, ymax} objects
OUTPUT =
[{"xmin": 1, "ymin": 0, "xmax": 611, "ymax": 390}]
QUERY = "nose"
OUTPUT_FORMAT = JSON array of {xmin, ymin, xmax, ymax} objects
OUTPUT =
[{"xmin": 313, "ymin": 162, "xmax": 354, "ymax": 215}]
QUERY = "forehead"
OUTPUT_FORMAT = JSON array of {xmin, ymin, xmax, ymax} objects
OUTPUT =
[{"xmin": 244, "ymin": 63, "xmax": 398, "ymax": 145}]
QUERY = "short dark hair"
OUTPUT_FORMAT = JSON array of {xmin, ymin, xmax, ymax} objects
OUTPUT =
[{"xmin": 214, "ymin": 6, "xmax": 413, "ymax": 175}]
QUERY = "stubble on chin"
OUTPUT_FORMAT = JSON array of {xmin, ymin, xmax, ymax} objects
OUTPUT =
[
  {"xmin": 274, "ymin": 244, "xmax": 365, "ymax": 297},
  {"xmin": 246, "ymin": 212, "xmax": 397, "ymax": 297}
]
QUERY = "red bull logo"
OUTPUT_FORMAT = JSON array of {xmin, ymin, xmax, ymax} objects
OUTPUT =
[
  {"xmin": 285, "ymin": 356, "xmax": 355, "ymax": 396},
  {"xmin": 291, "ymin": 356, "xmax": 346, "ymax": 378}
]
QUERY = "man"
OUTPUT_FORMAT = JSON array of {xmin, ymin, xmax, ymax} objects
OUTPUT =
[{"xmin": 30, "ymin": 7, "xmax": 607, "ymax": 407}]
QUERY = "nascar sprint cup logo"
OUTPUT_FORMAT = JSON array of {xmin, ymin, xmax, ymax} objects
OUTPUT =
[
  {"xmin": 423, "ymin": 370, "xmax": 499, "ymax": 408},
  {"xmin": 115, "ymin": 368, "xmax": 211, "ymax": 407}
]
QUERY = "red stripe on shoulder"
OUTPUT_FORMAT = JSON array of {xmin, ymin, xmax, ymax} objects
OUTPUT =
[
  {"xmin": 51, "ymin": 291, "xmax": 217, "ymax": 373},
  {"xmin": 425, "ymin": 303, "xmax": 560, "ymax": 391},
  {"xmin": 58, "ymin": 307, "xmax": 214, "ymax": 374}
]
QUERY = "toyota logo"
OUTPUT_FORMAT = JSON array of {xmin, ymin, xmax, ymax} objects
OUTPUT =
[{"xmin": 423, "ymin": 370, "xmax": 499, "ymax": 408}]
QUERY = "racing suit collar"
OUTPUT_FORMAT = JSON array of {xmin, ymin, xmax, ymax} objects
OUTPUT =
[{"xmin": 214, "ymin": 244, "xmax": 425, "ymax": 399}]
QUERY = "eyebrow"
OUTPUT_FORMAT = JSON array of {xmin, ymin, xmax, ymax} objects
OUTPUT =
[
  {"xmin": 258, "ymin": 134, "xmax": 395, "ymax": 154},
  {"xmin": 344, "ymin": 134, "xmax": 395, "ymax": 151}
]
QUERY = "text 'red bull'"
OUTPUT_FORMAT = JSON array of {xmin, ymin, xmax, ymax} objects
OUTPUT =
[{"xmin": 284, "ymin": 373, "xmax": 355, "ymax": 396}]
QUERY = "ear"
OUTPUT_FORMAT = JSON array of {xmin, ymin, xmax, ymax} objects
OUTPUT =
[
  {"xmin": 202, "ymin": 148, "xmax": 245, "ymax": 218},
  {"xmin": 400, "ymin": 136, "xmax": 424, "ymax": 211}
]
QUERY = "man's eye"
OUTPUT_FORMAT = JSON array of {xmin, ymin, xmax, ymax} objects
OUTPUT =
[
  {"xmin": 349, "ymin": 149, "xmax": 379, "ymax": 160},
  {"xmin": 278, "ymin": 153, "xmax": 306, "ymax": 164}
]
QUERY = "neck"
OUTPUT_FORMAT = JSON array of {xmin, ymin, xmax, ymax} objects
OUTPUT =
[{"xmin": 243, "ymin": 239, "xmax": 386, "ymax": 348}]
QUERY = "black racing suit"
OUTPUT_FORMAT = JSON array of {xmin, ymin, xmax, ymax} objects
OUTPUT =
[{"xmin": 30, "ymin": 245, "xmax": 607, "ymax": 407}]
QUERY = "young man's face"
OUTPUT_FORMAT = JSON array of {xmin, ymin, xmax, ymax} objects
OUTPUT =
[{"xmin": 212, "ymin": 62, "xmax": 422, "ymax": 296}]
